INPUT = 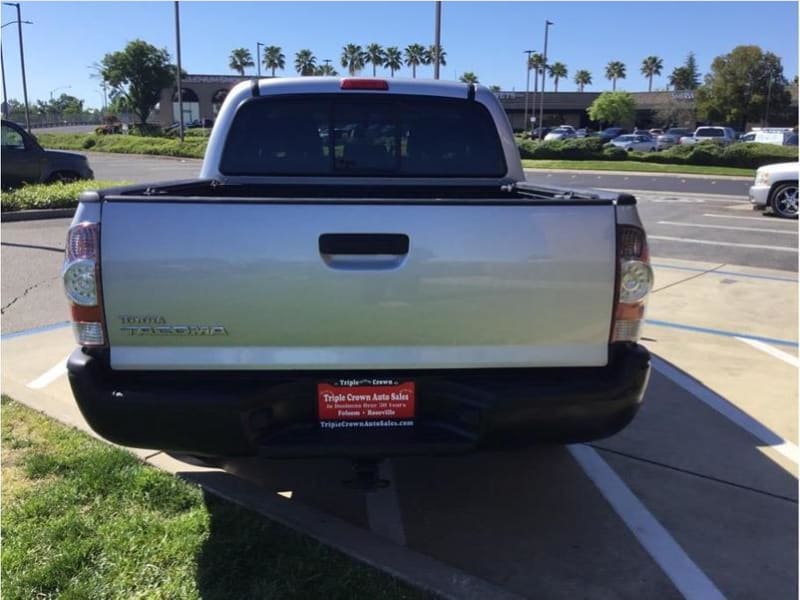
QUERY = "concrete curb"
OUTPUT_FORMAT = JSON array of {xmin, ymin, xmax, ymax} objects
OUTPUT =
[
  {"xmin": 1, "ymin": 208, "xmax": 76, "ymax": 222},
  {"xmin": 524, "ymin": 167, "xmax": 753, "ymax": 182}
]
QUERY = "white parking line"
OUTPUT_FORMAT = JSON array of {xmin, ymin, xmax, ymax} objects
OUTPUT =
[
  {"xmin": 26, "ymin": 355, "xmax": 70, "ymax": 390},
  {"xmin": 649, "ymin": 236, "xmax": 798, "ymax": 252},
  {"xmin": 365, "ymin": 461, "xmax": 407, "ymax": 546},
  {"xmin": 703, "ymin": 213, "xmax": 798, "ymax": 223},
  {"xmin": 569, "ymin": 445, "xmax": 726, "ymax": 600},
  {"xmin": 652, "ymin": 357, "xmax": 799, "ymax": 464},
  {"xmin": 657, "ymin": 221, "xmax": 797, "ymax": 235},
  {"xmin": 735, "ymin": 337, "xmax": 800, "ymax": 368}
]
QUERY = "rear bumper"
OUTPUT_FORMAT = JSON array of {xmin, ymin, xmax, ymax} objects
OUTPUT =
[{"xmin": 67, "ymin": 343, "xmax": 651, "ymax": 458}]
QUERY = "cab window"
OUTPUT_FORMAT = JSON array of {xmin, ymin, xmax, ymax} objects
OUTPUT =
[{"xmin": 1, "ymin": 124, "xmax": 26, "ymax": 150}]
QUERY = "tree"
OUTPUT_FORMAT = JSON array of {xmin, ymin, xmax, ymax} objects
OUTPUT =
[
  {"xmin": 294, "ymin": 49, "xmax": 317, "ymax": 76},
  {"xmin": 424, "ymin": 44, "xmax": 447, "ymax": 73},
  {"xmin": 695, "ymin": 45, "xmax": 792, "ymax": 129},
  {"xmin": 404, "ymin": 44, "xmax": 426, "ymax": 78},
  {"xmin": 100, "ymin": 39, "xmax": 178, "ymax": 126},
  {"xmin": 365, "ymin": 43, "xmax": 385, "ymax": 77},
  {"xmin": 668, "ymin": 53, "xmax": 700, "ymax": 90},
  {"xmin": 341, "ymin": 44, "xmax": 366, "ymax": 76},
  {"xmin": 315, "ymin": 63, "xmax": 339, "ymax": 76},
  {"xmin": 488, "ymin": 85, "xmax": 501, "ymax": 93},
  {"xmin": 605, "ymin": 61, "xmax": 626, "ymax": 91},
  {"xmin": 229, "ymin": 48, "xmax": 254, "ymax": 76},
  {"xmin": 263, "ymin": 46, "xmax": 285, "ymax": 77},
  {"xmin": 384, "ymin": 47, "xmax": 402, "ymax": 77},
  {"xmin": 574, "ymin": 69, "xmax": 592, "ymax": 92},
  {"xmin": 586, "ymin": 91, "xmax": 636, "ymax": 127},
  {"xmin": 528, "ymin": 52, "xmax": 545, "ymax": 97},
  {"xmin": 654, "ymin": 94, "xmax": 696, "ymax": 129},
  {"xmin": 459, "ymin": 72, "xmax": 479, "ymax": 84},
  {"xmin": 548, "ymin": 62, "xmax": 567, "ymax": 92},
  {"xmin": 640, "ymin": 56, "xmax": 663, "ymax": 92}
]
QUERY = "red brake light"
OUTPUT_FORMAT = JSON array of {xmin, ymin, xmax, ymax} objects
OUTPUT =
[
  {"xmin": 340, "ymin": 78, "xmax": 389, "ymax": 91},
  {"xmin": 63, "ymin": 222, "xmax": 107, "ymax": 347}
]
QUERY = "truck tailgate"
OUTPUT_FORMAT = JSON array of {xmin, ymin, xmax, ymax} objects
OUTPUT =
[{"xmin": 101, "ymin": 201, "xmax": 616, "ymax": 370}]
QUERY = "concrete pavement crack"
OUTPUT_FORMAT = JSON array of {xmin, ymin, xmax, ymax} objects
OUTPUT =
[
  {"xmin": 1, "ymin": 275, "xmax": 60, "ymax": 314},
  {"xmin": 651, "ymin": 263, "xmax": 727, "ymax": 294}
]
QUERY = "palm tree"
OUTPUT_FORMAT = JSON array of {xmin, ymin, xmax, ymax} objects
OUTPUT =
[
  {"xmin": 605, "ymin": 60, "xmax": 626, "ymax": 91},
  {"xmin": 640, "ymin": 55, "xmax": 663, "ymax": 92},
  {"xmin": 229, "ymin": 48, "xmax": 254, "ymax": 76},
  {"xmin": 459, "ymin": 72, "xmax": 479, "ymax": 84},
  {"xmin": 548, "ymin": 62, "xmax": 568, "ymax": 92},
  {"xmin": 294, "ymin": 49, "xmax": 317, "ymax": 76},
  {"xmin": 404, "ymin": 44, "xmax": 426, "ymax": 78},
  {"xmin": 315, "ymin": 63, "xmax": 339, "ymax": 76},
  {"xmin": 574, "ymin": 69, "xmax": 592, "ymax": 92},
  {"xmin": 341, "ymin": 44, "xmax": 367, "ymax": 76},
  {"xmin": 263, "ymin": 46, "xmax": 285, "ymax": 77},
  {"xmin": 424, "ymin": 44, "xmax": 447, "ymax": 73},
  {"xmin": 384, "ymin": 46, "xmax": 402, "ymax": 77},
  {"xmin": 488, "ymin": 85, "xmax": 501, "ymax": 93},
  {"xmin": 528, "ymin": 52, "xmax": 545, "ymax": 97},
  {"xmin": 365, "ymin": 43, "xmax": 385, "ymax": 77}
]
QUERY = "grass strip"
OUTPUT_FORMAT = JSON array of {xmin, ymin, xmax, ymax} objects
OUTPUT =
[
  {"xmin": 1, "ymin": 396, "xmax": 428, "ymax": 600},
  {"xmin": 522, "ymin": 159, "xmax": 755, "ymax": 177},
  {"xmin": 36, "ymin": 132, "xmax": 207, "ymax": 159},
  {"xmin": 1, "ymin": 180, "xmax": 131, "ymax": 212}
]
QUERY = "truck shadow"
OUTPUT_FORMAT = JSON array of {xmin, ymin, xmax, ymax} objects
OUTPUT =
[{"xmin": 181, "ymin": 365, "xmax": 798, "ymax": 599}]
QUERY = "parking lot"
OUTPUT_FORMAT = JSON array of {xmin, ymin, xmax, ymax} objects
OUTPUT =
[{"xmin": 1, "ymin": 156, "xmax": 797, "ymax": 598}]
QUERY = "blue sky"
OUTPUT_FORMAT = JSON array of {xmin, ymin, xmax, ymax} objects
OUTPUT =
[{"xmin": 1, "ymin": 1, "xmax": 797, "ymax": 110}]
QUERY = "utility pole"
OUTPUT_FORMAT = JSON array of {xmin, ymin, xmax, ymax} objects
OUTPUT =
[
  {"xmin": 174, "ymin": 1, "xmax": 184, "ymax": 141},
  {"xmin": 523, "ymin": 50, "xmax": 535, "ymax": 134},
  {"xmin": 3, "ymin": 3, "xmax": 30, "ymax": 130},
  {"xmin": 764, "ymin": 76, "xmax": 774, "ymax": 127},
  {"xmin": 256, "ymin": 41, "xmax": 265, "ymax": 78},
  {"xmin": 433, "ymin": 0, "xmax": 442, "ymax": 80},
  {"xmin": 1, "ymin": 42, "xmax": 7, "ymax": 119},
  {"xmin": 537, "ymin": 20, "xmax": 553, "ymax": 140}
]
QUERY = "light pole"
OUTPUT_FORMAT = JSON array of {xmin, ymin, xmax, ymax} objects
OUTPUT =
[
  {"xmin": 256, "ymin": 42, "xmax": 265, "ymax": 78},
  {"xmin": 523, "ymin": 50, "xmax": 535, "ymax": 134},
  {"xmin": 1, "ymin": 42, "xmax": 6, "ymax": 119},
  {"xmin": 433, "ymin": 0, "xmax": 442, "ymax": 80},
  {"xmin": 764, "ymin": 76, "xmax": 774, "ymax": 127},
  {"xmin": 3, "ymin": 4, "xmax": 30, "ymax": 131},
  {"xmin": 174, "ymin": 1, "xmax": 184, "ymax": 141},
  {"xmin": 537, "ymin": 20, "xmax": 553, "ymax": 140},
  {"xmin": 1, "ymin": 9, "xmax": 31, "ymax": 130},
  {"xmin": 49, "ymin": 85, "xmax": 71, "ymax": 101}
]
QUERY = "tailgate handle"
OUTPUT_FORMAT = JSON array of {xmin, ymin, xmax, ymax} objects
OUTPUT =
[{"xmin": 319, "ymin": 233, "xmax": 409, "ymax": 256}]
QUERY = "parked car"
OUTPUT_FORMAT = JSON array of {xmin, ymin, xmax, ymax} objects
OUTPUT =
[
  {"xmin": 648, "ymin": 128, "xmax": 664, "ymax": 136},
  {"xmin": 749, "ymin": 162, "xmax": 798, "ymax": 219},
  {"xmin": 531, "ymin": 126, "xmax": 552, "ymax": 138},
  {"xmin": 656, "ymin": 127, "xmax": 693, "ymax": 150},
  {"xmin": 607, "ymin": 134, "xmax": 657, "ymax": 152},
  {"xmin": 544, "ymin": 126, "xmax": 577, "ymax": 141},
  {"xmin": 1, "ymin": 119, "xmax": 94, "ymax": 190},
  {"xmin": 741, "ymin": 129, "xmax": 797, "ymax": 146},
  {"xmin": 63, "ymin": 78, "xmax": 653, "ymax": 468},
  {"xmin": 596, "ymin": 127, "xmax": 628, "ymax": 142},
  {"xmin": 693, "ymin": 126, "xmax": 736, "ymax": 145},
  {"xmin": 575, "ymin": 127, "xmax": 593, "ymax": 138}
]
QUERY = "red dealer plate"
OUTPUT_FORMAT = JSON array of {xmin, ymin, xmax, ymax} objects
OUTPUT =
[{"xmin": 317, "ymin": 379, "xmax": 416, "ymax": 425}]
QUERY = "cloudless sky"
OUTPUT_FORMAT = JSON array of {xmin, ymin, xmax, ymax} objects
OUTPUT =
[{"xmin": 1, "ymin": 1, "xmax": 797, "ymax": 110}]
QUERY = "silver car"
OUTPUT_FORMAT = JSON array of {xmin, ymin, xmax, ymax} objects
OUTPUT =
[
  {"xmin": 656, "ymin": 127, "xmax": 692, "ymax": 150},
  {"xmin": 608, "ymin": 134, "xmax": 657, "ymax": 152},
  {"xmin": 544, "ymin": 126, "xmax": 577, "ymax": 141}
]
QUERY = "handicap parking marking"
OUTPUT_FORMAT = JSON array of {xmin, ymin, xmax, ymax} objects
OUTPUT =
[{"xmin": 569, "ymin": 445, "xmax": 726, "ymax": 600}]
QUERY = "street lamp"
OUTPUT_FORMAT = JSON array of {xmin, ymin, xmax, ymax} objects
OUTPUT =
[
  {"xmin": 433, "ymin": 1, "xmax": 442, "ymax": 80},
  {"xmin": 1, "ymin": 9, "xmax": 32, "ymax": 129},
  {"xmin": 537, "ymin": 20, "xmax": 553, "ymax": 140},
  {"xmin": 174, "ymin": 1, "xmax": 184, "ymax": 141},
  {"xmin": 49, "ymin": 85, "xmax": 71, "ymax": 101},
  {"xmin": 523, "ymin": 50, "xmax": 535, "ymax": 134},
  {"xmin": 3, "ymin": 5, "xmax": 30, "ymax": 130},
  {"xmin": 256, "ymin": 41, "xmax": 265, "ymax": 78}
]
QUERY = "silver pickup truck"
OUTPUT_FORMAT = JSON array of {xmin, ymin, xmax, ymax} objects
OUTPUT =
[{"xmin": 64, "ymin": 78, "xmax": 652, "ymax": 464}]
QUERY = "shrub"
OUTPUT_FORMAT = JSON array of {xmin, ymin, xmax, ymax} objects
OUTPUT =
[
  {"xmin": 81, "ymin": 137, "xmax": 97, "ymax": 149},
  {"xmin": 719, "ymin": 142, "xmax": 798, "ymax": 169},
  {"xmin": 602, "ymin": 145, "xmax": 628, "ymax": 160},
  {"xmin": 685, "ymin": 143, "xmax": 725, "ymax": 166},
  {"xmin": 1, "ymin": 180, "xmax": 131, "ymax": 212},
  {"xmin": 34, "ymin": 132, "xmax": 207, "ymax": 159}
]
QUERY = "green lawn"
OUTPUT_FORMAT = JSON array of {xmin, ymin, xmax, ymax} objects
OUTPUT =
[
  {"xmin": 522, "ymin": 159, "xmax": 755, "ymax": 178},
  {"xmin": 1, "ymin": 397, "xmax": 428, "ymax": 600}
]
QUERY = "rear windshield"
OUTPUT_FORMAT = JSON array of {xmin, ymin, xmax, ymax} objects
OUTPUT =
[
  {"xmin": 219, "ymin": 94, "xmax": 507, "ymax": 178},
  {"xmin": 695, "ymin": 128, "xmax": 723, "ymax": 137}
]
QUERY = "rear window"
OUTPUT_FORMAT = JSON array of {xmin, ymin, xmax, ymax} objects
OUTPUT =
[
  {"xmin": 696, "ymin": 128, "xmax": 723, "ymax": 137},
  {"xmin": 219, "ymin": 94, "xmax": 507, "ymax": 177}
]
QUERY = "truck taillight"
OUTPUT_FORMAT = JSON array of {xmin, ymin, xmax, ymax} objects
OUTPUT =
[
  {"xmin": 63, "ymin": 222, "xmax": 106, "ymax": 347},
  {"xmin": 611, "ymin": 226, "xmax": 653, "ymax": 343}
]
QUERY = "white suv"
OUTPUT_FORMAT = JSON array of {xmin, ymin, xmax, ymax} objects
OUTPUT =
[{"xmin": 749, "ymin": 162, "xmax": 799, "ymax": 219}]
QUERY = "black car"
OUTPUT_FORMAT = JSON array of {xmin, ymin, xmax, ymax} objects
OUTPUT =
[
  {"xmin": 1, "ymin": 120, "xmax": 94, "ymax": 189},
  {"xmin": 596, "ymin": 126, "xmax": 629, "ymax": 141}
]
